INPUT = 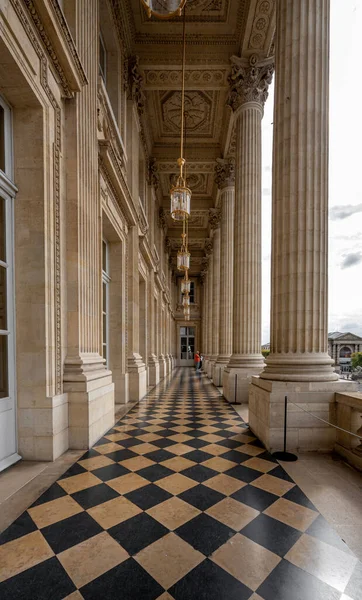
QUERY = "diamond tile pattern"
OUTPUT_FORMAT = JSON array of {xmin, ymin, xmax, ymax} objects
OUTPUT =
[{"xmin": 0, "ymin": 368, "xmax": 360, "ymax": 599}]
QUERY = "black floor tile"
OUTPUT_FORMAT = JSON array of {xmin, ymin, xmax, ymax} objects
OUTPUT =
[
  {"xmin": 80, "ymin": 448, "xmax": 102, "ymax": 459},
  {"xmin": 80, "ymin": 558, "xmax": 164, "ymax": 600},
  {"xmin": 136, "ymin": 464, "xmax": 174, "ymax": 482},
  {"xmin": 257, "ymin": 559, "xmax": 341, "ymax": 600},
  {"xmin": 241, "ymin": 513, "xmax": 302, "ymax": 556},
  {"xmin": 0, "ymin": 556, "xmax": 76, "ymax": 600},
  {"xmin": 170, "ymin": 559, "xmax": 252, "ymax": 600},
  {"xmin": 175, "ymin": 513, "xmax": 235, "ymax": 556},
  {"xmin": 268, "ymin": 465, "xmax": 294, "ymax": 482},
  {"xmin": 116, "ymin": 438, "xmax": 145, "ymax": 448},
  {"xmin": 153, "ymin": 428, "xmax": 178, "ymax": 437},
  {"xmin": 41, "ymin": 511, "xmax": 103, "ymax": 554},
  {"xmin": 151, "ymin": 438, "xmax": 178, "ymax": 449},
  {"xmin": 182, "ymin": 450, "xmax": 214, "ymax": 463},
  {"xmin": 143, "ymin": 449, "xmax": 174, "ymax": 462},
  {"xmin": 58, "ymin": 462, "xmax": 87, "ymax": 479},
  {"xmin": 0, "ymin": 511, "xmax": 37, "ymax": 545},
  {"xmin": 108, "ymin": 512, "xmax": 168, "ymax": 555},
  {"xmin": 220, "ymin": 450, "xmax": 250, "ymax": 463},
  {"xmin": 182, "ymin": 465, "xmax": 219, "ymax": 483},
  {"xmin": 29, "ymin": 482, "xmax": 67, "ymax": 508},
  {"xmin": 71, "ymin": 483, "xmax": 120, "ymax": 510},
  {"xmin": 124, "ymin": 483, "xmax": 173, "ymax": 510},
  {"xmin": 91, "ymin": 463, "xmax": 130, "ymax": 482},
  {"xmin": 184, "ymin": 438, "xmax": 209, "ymax": 449},
  {"xmin": 104, "ymin": 448, "xmax": 138, "ymax": 462},
  {"xmin": 283, "ymin": 485, "xmax": 317, "ymax": 511},
  {"xmin": 187, "ymin": 429, "xmax": 211, "ymax": 438},
  {"xmin": 225, "ymin": 465, "xmax": 262, "ymax": 483},
  {"xmin": 178, "ymin": 484, "xmax": 225, "ymax": 511},
  {"xmin": 212, "ymin": 430, "xmax": 236, "ymax": 438},
  {"xmin": 216, "ymin": 439, "xmax": 242, "ymax": 449},
  {"xmin": 231, "ymin": 484, "xmax": 279, "ymax": 511},
  {"xmin": 306, "ymin": 514, "xmax": 352, "ymax": 553}
]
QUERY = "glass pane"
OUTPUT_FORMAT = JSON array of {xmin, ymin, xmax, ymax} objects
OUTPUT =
[
  {"xmin": 188, "ymin": 327, "xmax": 195, "ymax": 336},
  {"xmin": 102, "ymin": 241, "xmax": 107, "ymax": 272},
  {"xmin": 0, "ymin": 266, "xmax": 6, "ymax": 330},
  {"xmin": 180, "ymin": 327, "xmax": 186, "ymax": 336},
  {"xmin": 0, "ymin": 106, "xmax": 5, "ymax": 173},
  {"xmin": 0, "ymin": 196, "xmax": 5, "ymax": 262},
  {"xmin": 0, "ymin": 334, "xmax": 8, "ymax": 398}
]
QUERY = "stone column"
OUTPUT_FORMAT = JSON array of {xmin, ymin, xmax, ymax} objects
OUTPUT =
[
  {"xmin": 223, "ymin": 55, "xmax": 273, "ymax": 403},
  {"xmin": 147, "ymin": 167, "xmax": 160, "ymax": 386},
  {"xmin": 209, "ymin": 209, "xmax": 221, "ymax": 380},
  {"xmin": 206, "ymin": 245, "xmax": 214, "ymax": 377},
  {"xmin": 213, "ymin": 159, "xmax": 235, "ymax": 386},
  {"xmin": 159, "ymin": 303, "xmax": 166, "ymax": 378},
  {"xmin": 249, "ymin": 0, "xmax": 355, "ymax": 453}
]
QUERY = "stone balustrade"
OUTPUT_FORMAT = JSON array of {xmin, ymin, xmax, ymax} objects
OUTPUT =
[{"xmin": 334, "ymin": 392, "xmax": 362, "ymax": 472}]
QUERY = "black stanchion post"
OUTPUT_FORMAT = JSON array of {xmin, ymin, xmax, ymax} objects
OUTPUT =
[
  {"xmin": 233, "ymin": 374, "xmax": 241, "ymax": 405},
  {"xmin": 272, "ymin": 395, "xmax": 298, "ymax": 462}
]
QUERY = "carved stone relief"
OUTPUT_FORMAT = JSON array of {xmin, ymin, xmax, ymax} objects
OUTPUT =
[
  {"xmin": 209, "ymin": 207, "xmax": 221, "ymax": 229},
  {"xmin": 161, "ymin": 90, "xmax": 213, "ymax": 135},
  {"xmin": 227, "ymin": 54, "xmax": 274, "ymax": 111},
  {"xmin": 214, "ymin": 157, "xmax": 235, "ymax": 188}
]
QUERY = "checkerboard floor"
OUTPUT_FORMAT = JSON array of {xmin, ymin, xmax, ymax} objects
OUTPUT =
[{"xmin": 1, "ymin": 369, "xmax": 361, "ymax": 600}]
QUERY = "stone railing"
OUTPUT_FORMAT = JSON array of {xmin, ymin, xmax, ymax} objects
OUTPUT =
[{"xmin": 334, "ymin": 392, "xmax": 362, "ymax": 472}]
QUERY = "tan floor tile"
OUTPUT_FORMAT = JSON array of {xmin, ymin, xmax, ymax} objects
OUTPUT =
[
  {"xmin": 105, "ymin": 432, "xmax": 131, "ymax": 442},
  {"xmin": 78, "ymin": 455, "xmax": 115, "ymax": 471},
  {"xmin": 120, "ymin": 456, "xmax": 155, "ymax": 472},
  {"xmin": 285, "ymin": 533, "xmax": 357, "ymax": 592},
  {"xmin": 156, "ymin": 473, "xmax": 198, "ymax": 495},
  {"xmin": 207, "ymin": 498, "xmax": 259, "ymax": 531},
  {"xmin": 147, "ymin": 497, "xmax": 200, "ymax": 530},
  {"xmin": 88, "ymin": 496, "xmax": 142, "ymax": 529},
  {"xmin": 227, "ymin": 426, "xmax": 251, "ymax": 434},
  {"xmin": 251, "ymin": 474, "xmax": 295, "ymax": 497},
  {"xmin": 166, "ymin": 443, "xmax": 195, "ymax": 456},
  {"xmin": 106, "ymin": 472, "xmax": 149, "ymax": 495},
  {"xmin": 161, "ymin": 456, "xmax": 196, "ymax": 472},
  {"xmin": 135, "ymin": 533, "xmax": 204, "ymax": 589},
  {"xmin": 28, "ymin": 495, "xmax": 83, "ymax": 529},
  {"xmin": 211, "ymin": 533, "xmax": 281, "ymax": 591},
  {"xmin": 0, "ymin": 530, "xmax": 54, "ymax": 582},
  {"xmin": 170, "ymin": 426, "xmax": 193, "ymax": 433},
  {"xmin": 58, "ymin": 472, "xmax": 102, "ymax": 494},
  {"xmin": 156, "ymin": 593, "xmax": 175, "ymax": 600},
  {"xmin": 94, "ymin": 442, "xmax": 126, "ymax": 455},
  {"xmin": 201, "ymin": 444, "xmax": 228, "ymax": 456},
  {"xmin": 131, "ymin": 443, "xmax": 160, "ymax": 455},
  {"xmin": 168, "ymin": 434, "xmax": 193, "ymax": 443},
  {"xmin": 223, "ymin": 419, "xmax": 242, "ymax": 426},
  {"xmin": 237, "ymin": 444, "xmax": 265, "ymax": 457},
  {"xmin": 136, "ymin": 433, "xmax": 162, "ymax": 442},
  {"xmin": 142, "ymin": 425, "xmax": 164, "ymax": 433},
  {"xmin": 62, "ymin": 592, "xmax": 84, "ymax": 600},
  {"xmin": 248, "ymin": 594, "xmax": 265, "ymax": 600},
  {"xmin": 115, "ymin": 425, "xmax": 137, "ymax": 433},
  {"xmin": 202, "ymin": 457, "xmax": 238, "ymax": 473},
  {"xmin": 58, "ymin": 531, "xmax": 128, "ymax": 588},
  {"xmin": 264, "ymin": 498, "xmax": 318, "ymax": 532},
  {"xmin": 243, "ymin": 457, "xmax": 276, "ymax": 473},
  {"xmin": 203, "ymin": 474, "xmax": 247, "ymax": 496},
  {"xmin": 199, "ymin": 426, "xmax": 220, "ymax": 433},
  {"xmin": 199, "ymin": 434, "xmax": 224, "ymax": 443},
  {"xmin": 230, "ymin": 433, "xmax": 257, "ymax": 443}
]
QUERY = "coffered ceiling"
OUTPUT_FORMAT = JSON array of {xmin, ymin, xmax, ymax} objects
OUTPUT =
[{"xmin": 120, "ymin": 0, "xmax": 275, "ymax": 274}]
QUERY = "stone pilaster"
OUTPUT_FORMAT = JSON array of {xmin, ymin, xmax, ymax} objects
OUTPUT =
[
  {"xmin": 213, "ymin": 159, "xmax": 235, "ymax": 386},
  {"xmin": 206, "ymin": 245, "xmax": 214, "ymax": 377},
  {"xmin": 249, "ymin": 0, "xmax": 355, "ymax": 454},
  {"xmin": 159, "ymin": 303, "xmax": 166, "ymax": 379},
  {"xmin": 223, "ymin": 55, "xmax": 273, "ymax": 403},
  {"xmin": 208, "ymin": 209, "xmax": 221, "ymax": 380},
  {"xmin": 64, "ymin": 0, "xmax": 114, "ymax": 448},
  {"xmin": 148, "ymin": 268, "xmax": 160, "ymax": 386}
]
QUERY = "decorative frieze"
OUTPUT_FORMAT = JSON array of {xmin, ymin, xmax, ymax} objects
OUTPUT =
[
  {"xmin": 227, "ymin": 55, "xmax": 274, "ymax": 112},
  {"xmin": 147, "ymin": 157, "xmax": 160, "ymax": 190},
  {"xmin": 128, "ymin": 55, "xmax": 146, "ymax": 115},
  {"xmin": 204, "ymin": 237, "xmax": 213, "ymax": 256}
]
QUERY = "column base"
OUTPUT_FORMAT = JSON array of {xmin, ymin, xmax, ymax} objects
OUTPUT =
[
  {"xmin": 116, "ymin": 373, "xmax": 129, "ymax": 405},
  {"xmin": 127, "ymin": 353, "xmax": 147, "ymax": 402},
  {"xmin": 165, "ymin": 354, "xmax": 171, "ymax": 375},
  {"xmin": 223, "ymin": 364, "xmax": 264, "ymax": 404},
  {"xmin": 148, "ymin": 355, "xmax": 160, "ymax": 387},
  {"xmin": 207, "ymin": 356, "xmax": 217, "ymax": 378},
  {"xmin": 249, "ymin": 376, "xmax": 358, "ymax": 453},
  {"xmin": 64, "ymin": 353, "xmax": 115, "ymax": 450},
  {"xmin": 213, "ymin": 356, "xmax": 231, "ymax": 387},
  {"xmin": 159, "ymin": 354, "xmax": 167, "ymax": 379},
  {"xmin": 261, "ymin": 352, "xmax": 339, "ymax": 382}
]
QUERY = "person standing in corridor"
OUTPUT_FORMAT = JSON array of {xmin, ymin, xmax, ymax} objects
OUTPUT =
[{"xmin": 194, "ymin": 351, "xmax": 201, "ymax": 373}]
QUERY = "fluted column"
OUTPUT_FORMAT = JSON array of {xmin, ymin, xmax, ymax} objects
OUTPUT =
[
  {"xmin": 223, "ymin": 55, "xmax": 273, "ymax": 403},
  {"xmin": 206, "ymin": 246, "xmax": 214, "ymax": 377},
  {"xmin": 209, "ymin": 209, "xmax": 221, "ymax": 380},
  {"xmin": 213, "ymin": 159, "xmax": 235, "ymax": 386},
  {"xmin": 260, "ymin": 0, "xmax": 337, "ymax": 382}
]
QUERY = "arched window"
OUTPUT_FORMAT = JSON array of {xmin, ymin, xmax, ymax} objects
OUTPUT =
[{"xmin": 339, "ymin": 346, "xmax": 352, "ymax": 358}]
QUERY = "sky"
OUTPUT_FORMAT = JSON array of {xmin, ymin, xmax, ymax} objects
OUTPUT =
[{"xmin": 261, "ymin": 0, "xmax": 362, "ymax": 344}]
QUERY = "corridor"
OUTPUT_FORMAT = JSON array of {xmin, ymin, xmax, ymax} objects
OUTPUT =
[{"xmin": 0, "ymin": 369, "xmax": 361, "ymax": 600}]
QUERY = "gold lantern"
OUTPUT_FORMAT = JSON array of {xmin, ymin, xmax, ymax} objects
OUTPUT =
[
  {"xmin": 182, "ymin": 293, "xmax": 190, "ymax": 308},
  {"xmin": 140, "ymin": 0, "xmax": 186, "ymax": 19},
  {"xmin": 181, "ymin": 275, "xmax": 191, "ymax": 294},
  {"xmin": 177, "ymin": 233, "xmax": 190, "ymax": 271}
]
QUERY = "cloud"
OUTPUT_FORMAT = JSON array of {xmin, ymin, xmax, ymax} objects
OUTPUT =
[
  {"xmin": 330, "ymin": 203, "xmax": 362, "ymax": 220},
  {"xmin": 340, "ymin": 251, "xmax": 362, "ymax": 269}
]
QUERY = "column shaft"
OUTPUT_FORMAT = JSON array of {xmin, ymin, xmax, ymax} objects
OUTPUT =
[{"xmin": 261, "ymin": 0, "xmax": 337, "ymax": 382}]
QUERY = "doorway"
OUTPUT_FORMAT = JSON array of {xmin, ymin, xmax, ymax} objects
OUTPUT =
[{"xmin": 179, "ymin": 326, "xmax": 195, "ymax": 366}]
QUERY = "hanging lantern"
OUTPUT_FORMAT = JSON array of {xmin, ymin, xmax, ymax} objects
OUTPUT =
[
  {"xmin": 141, "ymin": 0, "xmax": 186, "ymax": 19},
  {"xmin": 181, "ymin": 276, "xmax": 191, "ymax": 294},
  {"xmin": 182, "ymin": 293, "xmax": 190, "ymax": 307},
  {"xmin": 177, "ymin": 233, "xmax": 190, "ymax": 271}
]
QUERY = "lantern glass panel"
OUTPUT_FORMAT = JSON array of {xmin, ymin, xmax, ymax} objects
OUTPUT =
[
  {"xmin": 170, "ymin": 187, "xmax": 191, "ymax": 220},
  {"xmin": 177, "ymin": 250, "xmax": 190, "ymax": 271},
  {"xmin": 182, "ymin": 294, "xmax": 190, "ymax": 307},
  {"xmin": 181, "ymin": 279, "xmax": 191, "ymax": 294}
]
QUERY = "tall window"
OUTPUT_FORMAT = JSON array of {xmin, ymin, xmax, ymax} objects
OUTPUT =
[
  {"xmin": 102, "ymin": 240, "xmax": 111, "ymax": 366},
  {"xmin": 99, "ymin": 33, "xmax": 107, "ymax": 83},
  {"xmin": 180, "ymin": 326, "xmax": 195, "ymax": 359}
]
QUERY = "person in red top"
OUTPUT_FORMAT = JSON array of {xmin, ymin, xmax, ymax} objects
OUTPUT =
[{"xmin": 194, "ymin": 351, "xmax": 201, "ymax": 373}]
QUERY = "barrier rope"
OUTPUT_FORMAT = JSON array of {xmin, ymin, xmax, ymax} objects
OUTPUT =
[{"xmin": 290, "ymin": 401, "xmax": 362, "ymax": 441}]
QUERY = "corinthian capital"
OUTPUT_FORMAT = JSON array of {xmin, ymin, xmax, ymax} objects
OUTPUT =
[
  {"xmin": 214, "ymin": 157, "xmax": 235, "ymax": 189},
  {"xmin": 227, "ymin": 55, "xmax": 274, "ymax": 112},
  {"xmin": 128, "ymin": 55, "xmax": 145, "ymax": 115},
  {"xmin": 209, "ymin": 208, "xmax": 221, "ymax": 230}
]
